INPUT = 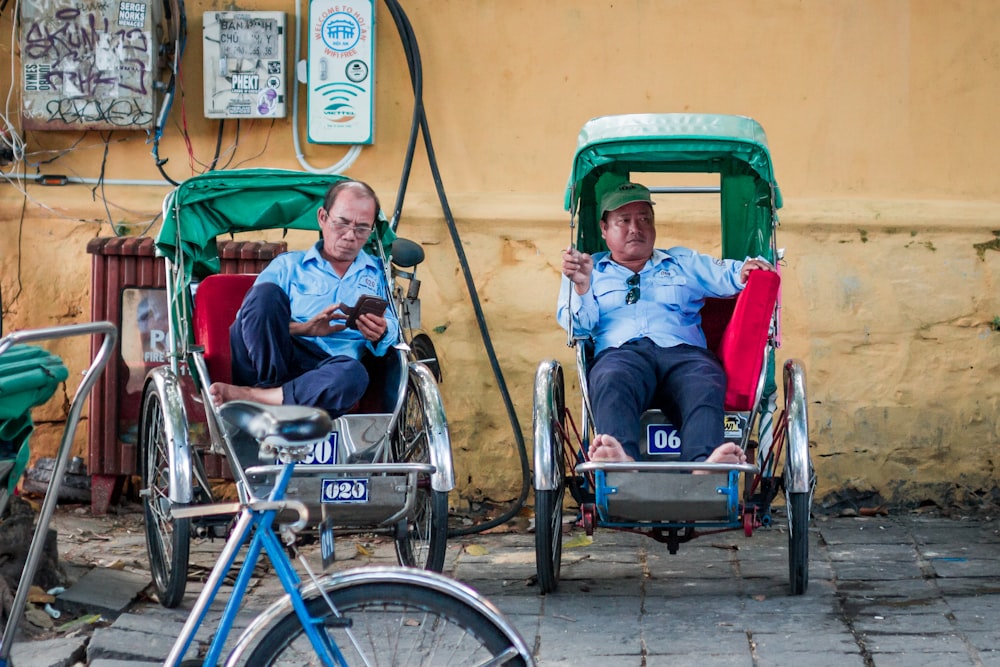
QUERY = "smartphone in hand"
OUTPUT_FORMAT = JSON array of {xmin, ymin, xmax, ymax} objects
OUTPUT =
[{"xmin": 343, "ymin": 294, "xmax": 389, "ymax": 329}]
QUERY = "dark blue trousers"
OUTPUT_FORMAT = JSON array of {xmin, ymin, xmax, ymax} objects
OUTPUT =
[
  {"xmin": 587, "ymin": 337, "xmax": 726, "ymax": 462},
  {"xmin": 229, "ymin": 283, "xmax": 368, "ymax": 417}
]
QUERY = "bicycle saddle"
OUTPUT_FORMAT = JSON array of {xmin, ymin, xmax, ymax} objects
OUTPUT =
[
  {"xmin": 219, "ymin": 400, "xmax": 332, "ymax": 448},
  {"xmin": 389, "ymin": 237, "xmax": 425, "ymax": 268}
]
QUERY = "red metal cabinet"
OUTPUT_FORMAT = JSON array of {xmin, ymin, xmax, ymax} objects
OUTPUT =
[{"xmin": 86, "ymin": 237, "xmax": 285, "ymax": 513}]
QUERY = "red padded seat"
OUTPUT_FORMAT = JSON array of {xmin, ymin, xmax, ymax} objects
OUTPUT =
[
  {"xmin": 192, "ymin": 273, "xmax": 257, "ymax": 384},
  {"xmin": 701, "ymin": 270, "xmax": 780, "ymax": 412}
]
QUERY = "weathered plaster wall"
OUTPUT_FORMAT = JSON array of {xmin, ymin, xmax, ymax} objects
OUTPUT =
[{"xmin": 1, "ymin": 1, "xmax": 998, "ymax": 508}]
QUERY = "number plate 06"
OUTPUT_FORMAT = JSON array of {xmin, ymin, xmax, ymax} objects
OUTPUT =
[{"xmin": 647, "ymin": 423, "xmax": 681, "ymax": 456}]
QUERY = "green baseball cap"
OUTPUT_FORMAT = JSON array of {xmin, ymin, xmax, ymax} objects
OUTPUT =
[{"xmin": 599, "ymin": 181, "xmax": 654, "ymax": 216}]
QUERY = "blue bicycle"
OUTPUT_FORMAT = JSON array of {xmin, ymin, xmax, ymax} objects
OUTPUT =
[{"xmin": 164, "ymin": 400, "xmax": 533, "ymax": 666}]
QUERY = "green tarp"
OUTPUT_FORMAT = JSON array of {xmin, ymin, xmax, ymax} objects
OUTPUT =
[
  {"xmin": 156, "ymin": 169, "xmax": 395, "ymax": 283},
  {"xmin": 0, "ymin": 344, "xmax": 68, "ymax": 494}
]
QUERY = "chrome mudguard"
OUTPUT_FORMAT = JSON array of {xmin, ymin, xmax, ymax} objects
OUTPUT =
[
  {"xmin": 533, "ymin": 359, "xmax": 563, "ymax": 492},
  {"xmin": 782, "ymin": 359, "xmax": 812, "ymax": 494},
  {"xmin": 143, "ymin": 366, "xmax": 194, "ymax": 504},
  {"xmin": 409, "ymin": 361, "xmax": 454, "ymax": 493}
]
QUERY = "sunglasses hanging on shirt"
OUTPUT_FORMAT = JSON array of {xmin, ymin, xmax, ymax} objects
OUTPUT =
[{"xmin": 625, "ymin": 273, "xmax": 640, "ymax": 305}]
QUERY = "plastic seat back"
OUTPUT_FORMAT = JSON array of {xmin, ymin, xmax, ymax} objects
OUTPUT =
[
  {"xmin": 193, "ymin": 273, "xmax": 257, "ymax": 384},
  {"xmin": 702, "ymin": 270, "xmax": 780, "ymax": 411}
]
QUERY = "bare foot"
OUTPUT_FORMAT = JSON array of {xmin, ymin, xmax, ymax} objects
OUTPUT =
[
  {"xmin": 693, "ymin": 442, "xmax": 747, "ymax": 474},
  {"xmin": 208, "ymin": 382, "xmax": 283, "ymax": 408},
  {"xmin": 587, "ymin": 434, "xmax": 635, "ymax": 462}
]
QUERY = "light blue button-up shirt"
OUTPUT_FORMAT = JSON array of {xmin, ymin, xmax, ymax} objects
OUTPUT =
[
  {"xmin": 253, "ymin": 241, "xmax": 400, "ymax": 359},
  {"xmin": 557, "ymin": 248, "xmax": 746, "ymax": 355}
]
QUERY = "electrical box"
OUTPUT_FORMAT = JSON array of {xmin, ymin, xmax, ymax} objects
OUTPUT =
[
  {"xmin": 20, "ymin": 0, "xmax": 164, "ymax": 131},
  {"xmin": 306, "ymin": 0, "xmax": 375, "ymax": 144},
  {"xmin": 203, "ymin": 11, "xmax": 286, "ymax": 119}
]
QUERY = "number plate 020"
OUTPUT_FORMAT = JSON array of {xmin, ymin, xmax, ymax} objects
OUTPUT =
[{"xmin": 321, "ymin": 478, "xmax": 369, "ymax": 504}]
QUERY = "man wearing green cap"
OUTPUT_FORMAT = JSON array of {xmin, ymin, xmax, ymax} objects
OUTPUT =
[{"xmin": 558, "ymin": 180, "xmax": 773, "ymax": 466}]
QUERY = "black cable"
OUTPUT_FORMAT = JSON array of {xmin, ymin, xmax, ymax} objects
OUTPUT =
[
  {"xmin": 152, "ymin": 0, "xmax": 186, "ymax": 186},
  {"xmin": 1, "ymin": 186, "xmax": 27, "ymax": 330},
  {"xmin": 27, "ymin": 133, "xmax": 85, "ymax": 168},
  {"xmin": 92, "ymin": 132, "xmax": 118, "ymax": 235},
  {"xmin": 384, "ymin": 0, "xmax": 531, "ymax": 536},
  {"xmin": 207, "ymin": 118, "xmax": 225, "ymax": 171},
  {"xmin": 386, "ymin": 2, "xmax": 421, "ymax": 229}
]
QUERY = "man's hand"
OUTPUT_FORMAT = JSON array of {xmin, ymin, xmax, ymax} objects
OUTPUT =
[
  {"xmin": 562, "ymin": 246, "xmax": 594, "ymax": 295},
  {"xmin": 355, "ymin": 312, "xmax": 388, "ymax": 343},
  {"xmin": 740, "ymin": 258, "xmax": 774, "ymax": 284},
  {"xmin": 289, "ymin": 304, "xmax": 347, "ymax": 338}
]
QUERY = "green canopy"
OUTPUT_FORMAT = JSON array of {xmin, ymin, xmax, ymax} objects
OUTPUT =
[
  {"xmin": 565, "ymin": 113, "xmax": 781, "ymax": 261},
  {"xmin": 154, "ymin": 169, "xmax": 397, "ymax": 363},
  {"xmin": 156, "ymin": 169, "xmax": 395, "ymax": 282}
]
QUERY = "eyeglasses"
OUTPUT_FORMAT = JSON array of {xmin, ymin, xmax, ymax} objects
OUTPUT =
[
  {"xmin": 328, "ymin": 219, "xmax": 373, "ymax": 237},
  {"xmin": 625, "ymin": 273, "xmax": 640, "ymax": 305}
]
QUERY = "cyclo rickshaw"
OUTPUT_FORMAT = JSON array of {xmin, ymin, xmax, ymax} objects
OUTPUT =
[
  {"xmin": 533, "ymin": 113, "xmax": 814, "ymax": 595},
  {"xmin": 139, "ymin": 169, "xmax": 452, "ymax": 608}
]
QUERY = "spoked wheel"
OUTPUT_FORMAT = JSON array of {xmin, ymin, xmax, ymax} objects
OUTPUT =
[
  {"xmin": 246, "ymin": 578, "xmax": 530, "ymax": 666},
  {"xmin": 782, "ymin": 358, "xmax": 813, "ymax": 595},
  {"xmin": 139, "ymin": 385, "xmax": 190, "ymax": 608},
  {"xmin": 533, "ymin": 360, "xmax": 565, "ymax": 594},
  {"xmin": 393, "ymin": 373, "xmax": 448, "ymax": 572},
  {"xmin": 409, "ymin": 332, "xmax": 442, "ymax": 383}
]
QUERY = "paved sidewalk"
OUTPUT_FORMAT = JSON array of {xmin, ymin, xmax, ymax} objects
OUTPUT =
[{"xmin": 10, "ymin": 505, "xmax": 1000, "ymax": 666}]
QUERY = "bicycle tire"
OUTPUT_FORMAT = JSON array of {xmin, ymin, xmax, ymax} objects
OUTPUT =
[
  {"xmin": 534, "ymin": 488, "xmax": 563, "ymax": 593},
  {"xmin": 409, "ymin": 332, "xmax": 442, "ymax": 382},
  {"xmin": 786, "ymin": 491, "xmax": 810, "ymax": 595},
  {"xmin": 393, "ymin": 373, "xmax": 448, "ymax": 571},
  {"xmin": 533, "ymin": 361, "xmax": 565, "ymax": 593},
  {"xmin": 246, "ymin": 580, "xmax": 530, "ymax": 666},
  {"xmin": 140, "ymin": 387, "xmax": 190, "ymax": 608}
]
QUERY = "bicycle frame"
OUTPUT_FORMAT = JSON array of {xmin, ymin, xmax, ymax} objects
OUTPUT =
[
  {"xmin": 164, "ymin": 451, "xmax": 526, "ymax": 667},
  {"xmin": 165, "ymin": 463, "xmax": 348, "ymax": 666}
]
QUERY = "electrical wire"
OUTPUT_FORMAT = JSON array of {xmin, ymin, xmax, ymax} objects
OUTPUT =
[
  {"xmin": 219, "ymin": 119, "xmax": 240, "ymax": 169},
  {"xmin": 207, "ymin": 118, "xmax": 225, "ymax": 171},
  {"xmin": 0, "ymin": 182, "xmax": 27, "ymax": 328},
  {"xmin": 1, "ymin": 1, "xmax": 26, "ymax": 170},
  {"xmin": 230, "ymin": 118, "xmax": 277, "ymax": 169},
  {"xmin": 385, "ymin": 3, "xmax": 421, "ymax": 230},
  {"xmin": 91, "ymin": 131, "xmax": 118, "ymax": 233},
  {"xmin": 25, "ymin": 133, "xmax": 87, "ymax": 168},
  {"xmin": 383, "ymin": 0, "xmax": 531, "ymax": 536},
  {"xmin": 152, "ymin": 0, "xmax": 187, "ymax": 186}
]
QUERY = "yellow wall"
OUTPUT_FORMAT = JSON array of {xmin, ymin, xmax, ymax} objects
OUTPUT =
[{"xmin": 2, "ymin": 1, "xmax": 999, "ymax": 508}]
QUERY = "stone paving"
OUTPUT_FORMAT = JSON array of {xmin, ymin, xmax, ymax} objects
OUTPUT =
[{"xmin": 8, "ymin": 503, "xmax": 1000, "ymax": 666}]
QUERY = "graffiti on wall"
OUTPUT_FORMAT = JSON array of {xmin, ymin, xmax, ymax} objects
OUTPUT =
[{"xmin": 20, "ymin": 1, "xmax": 161, "ymax": 130}]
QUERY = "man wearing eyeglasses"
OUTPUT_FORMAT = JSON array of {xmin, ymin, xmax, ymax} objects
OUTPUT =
[
  {"xmin": 558, "ymin": 180, "xmax": 772, "ymax": 466},
  {"xmin": 209, "ymin": 180, "xmax": 400, "ymax": 417}
]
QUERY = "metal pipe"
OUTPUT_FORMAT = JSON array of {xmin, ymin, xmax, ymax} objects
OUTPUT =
[{"xmin": 0, "ymin": 321, "xmax": 117, "ymax": 662}]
